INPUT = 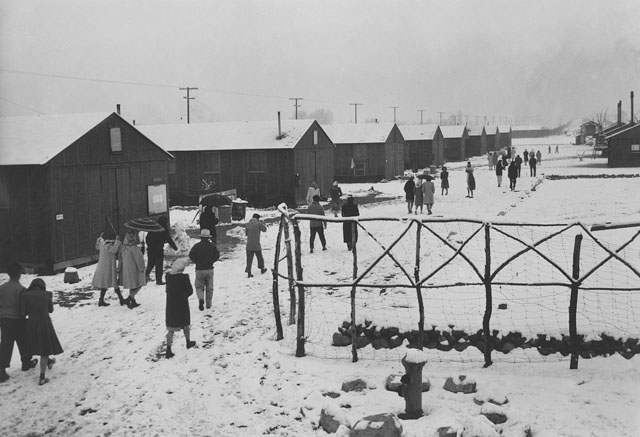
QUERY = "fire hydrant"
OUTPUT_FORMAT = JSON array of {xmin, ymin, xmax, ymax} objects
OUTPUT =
[{"xmin": 398, "ymin": 349, "xmax": 428, "ymax": 419}]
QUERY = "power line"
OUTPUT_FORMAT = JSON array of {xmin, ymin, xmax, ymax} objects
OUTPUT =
[{"xmin": 0, "ymin": 96, "xmax": 46, "ymax": 115}]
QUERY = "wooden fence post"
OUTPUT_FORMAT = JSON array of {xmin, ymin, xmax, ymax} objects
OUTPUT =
[
  {"xmin": 483, "ymin": 223, "xmax": 493, "ymax": 367},
  {"xmin": 570, "ymin": 234, "xmax": 583, "ymax": 369},
  {"xmin": 350, "ymin": 220, "xmax": 359, "ymax": 363},
  {"xmin": 272, "ymin": 216, "xmax": 284, "ymax": 340},
  {"xmin": 291, "ymin": 217, "xmax": 306, "ymax": 357},
  {"xmin": 415, "ymin": 221, "xmax": 424, "ymax": 350},
  {"xmin": 283, "ymin": 218, "xmax": 296, "ymax": 325}
]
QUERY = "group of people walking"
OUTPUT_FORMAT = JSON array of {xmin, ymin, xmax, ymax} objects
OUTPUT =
[
  {"xmin": 0, "ymin": 263, "xmax": 63, "ymax": 386},
  {"xmin": 403, "ymin": 174, "xmax": 437, "ymax": 214}
]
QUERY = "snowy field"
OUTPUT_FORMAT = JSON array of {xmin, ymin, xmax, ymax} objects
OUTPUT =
[{"xmin": 1, "ymin": 136, "xmax": 639, "ymax": 436}]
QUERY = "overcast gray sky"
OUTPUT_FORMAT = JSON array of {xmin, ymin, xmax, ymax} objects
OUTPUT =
[{"xmin": 1, "ymin": 0, "xmax": 639, "ymax": 126}]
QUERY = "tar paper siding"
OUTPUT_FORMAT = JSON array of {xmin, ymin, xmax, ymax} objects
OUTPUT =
[
  {"xmin": 608, "ymin": 124, "xmax": 640, "ymax": 167},
  {"xmin": 334, "ymin": 143, "xmax": 386, "ymax": 183},
  {"xmin": 0, "ymin": 113, "xmax": 171, "ymax": 273},
  {"xmin": 292, "ymin": 122, "xmax": 334, "ymax": 206},
  {"xmin": 384, "ymin": 125, "xmax": 405, "ymax": 179}
]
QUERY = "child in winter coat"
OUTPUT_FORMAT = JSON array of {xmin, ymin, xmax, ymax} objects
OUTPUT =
[{"xmin": 164, "ymin": 258, "xmax": 196, "ymax": 359}]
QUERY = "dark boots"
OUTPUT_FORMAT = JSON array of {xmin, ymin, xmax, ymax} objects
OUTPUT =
[
  {"xmin": 115, "ymin": 288, "xmax": 126, "ymax": 306},
  {"xmin": 165, "ymin": 345, "xmax": 174, "ymax": 359},
  {"xmin": 98, "ymin": 289, "xmax": 109, "ymax": 307},
  {"xmin": 186, "ymin": 340, "xmax": 196, "ymax": 349},
  {"xmin": 127, "ymin": 298, "xmax": 140, "ymax": 309}
]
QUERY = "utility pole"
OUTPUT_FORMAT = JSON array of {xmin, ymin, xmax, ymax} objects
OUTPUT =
[
  {"xmin": 350, "ymin": 103, "xmax": 362, "ymax": 124},
  {"xmin": 180, "ymin": 86, "xmax": 198, "ymax": 124},
  {"xmin": 289, "ymin": 97, "xmax": 303, "ymax": 120},
  {"xmin": 418, "ymin": 109, "xmax": 426, "ymax": 124},
  {"xmin": 390, "ymin": 106, "xmax": 399, "ymax": 123},
  {"xmin": 437, "ymin": 111, "xmax": 445, "ymax": 125}
]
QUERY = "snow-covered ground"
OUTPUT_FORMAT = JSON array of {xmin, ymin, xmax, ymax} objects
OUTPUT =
[{"xmin": 1, "ymin": 136, "xmax": 639, "ymax": 436}]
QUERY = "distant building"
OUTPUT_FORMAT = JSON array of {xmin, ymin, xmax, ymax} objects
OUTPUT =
[
  {"xmin": 398, "ymin": 124, "xmax": 444, "ymax": 168},
  {"xmin": 324, "ymin": 123, "xmax": 405, "ymax": 182},
  {"xmin": 440, "ymin": 125, "xmax": 469, "ymax": 162},
  {"xmin": 607, "ymin": 123, "xmax": 640, "ymax": 167},
  {"xmin": 0, "ymin": 112, "xmax": 172, "ymax": 273},
  {"xmin": 465, "ymin": 125, "xmax": 485, "ymax": 158},
  {"xmin": 139, "ymin": 118, "xmax": 334, "ymax": 207},
  {"xmin": 497, "ymin": 125, "xmax": 513, "ymax": 149},
  {"xmin": 484, "ymin": 125, "xmax": 499, "ymax": 152}
]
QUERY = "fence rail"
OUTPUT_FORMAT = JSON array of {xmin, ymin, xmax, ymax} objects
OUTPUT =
[{"xmin": 271, "ymin": 208, "xmax": 640, "ymax": 368}]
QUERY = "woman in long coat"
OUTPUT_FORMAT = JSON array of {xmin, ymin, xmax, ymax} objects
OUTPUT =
[
  {"xmin": 465, "ymin": 161, "xmax": 476, "ymax": 198},
  {"xmin": 119, "ymin": 230, "xmax": 147, "ymax": 309},
  {"xmin": 422, "ymin": 175, "xmax": 436, "ymax": 215},
  {"xmin": 91, "ymin": 232, "xmax": 125, "ymax": 306},
  {"xmin": 403, "ymin": 177, "xmax": 415, "ymax": 213},
  {"xmin": 414, "ymin": 178, "xmax": 424, "ymax": 214},
  {"xmin": 21, "ymin": 278, "xmax": 63, "ymax": 386},
  {"xmin": 199, "ymin": 206, "xmax": 218, "ymax": 242},
  {"xmin": 341, "ymin": 195, "xmax": 360, "ymax": 251},
  {"xmin": 164, "ymin": 258, "xmax": 196, "ymax": 359},
  {"xmin": 440, "ymin": 167, "xmax": 449, "ymax": 195}
]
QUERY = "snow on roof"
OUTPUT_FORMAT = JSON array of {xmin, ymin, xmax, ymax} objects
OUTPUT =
[
  {"xmin": 323, "ymin": 122, "xmax": 396, "ymax": 144},
  {"xmin": 511, "ymin": 125, "xmax": 543, "ymax": 131},
  {"xmin": 0, "ymin": 112, "xmax": 112, "ymax": 165},
  {"xmin": 483, "ymin": 125, "xmax": 498, "ymax": 135},
  {"xmin": 398, "ymin": 124, "xmax": 439, "ymax": 141},
  {"xmin": 466, "ymin": 125, "xmax": 484, "ymax": 136},
  {"xmin": 439, "ymin": 125, "xmax": 467, "ymax": 138},
  {"xmin": 137, "ymin": 119, "xmax": 316, "ymax": 151},
  {"xmin": 605, "ymin": 122, "xmax": 640, "ymax": 140},
  {"xmin": 497, "ymin": 125, "xmax": 512, "ymax": 133}
]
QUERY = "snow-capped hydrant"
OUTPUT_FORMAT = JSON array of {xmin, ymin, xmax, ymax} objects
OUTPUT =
[{"xmin": 397, "ymin": 349, "xmax": 428, "ymax": 419}]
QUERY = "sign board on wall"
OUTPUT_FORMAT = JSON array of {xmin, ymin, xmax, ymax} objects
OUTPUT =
[{"xmin": 147, "ymin": 184, "xmax": 168, "ymax": 215}]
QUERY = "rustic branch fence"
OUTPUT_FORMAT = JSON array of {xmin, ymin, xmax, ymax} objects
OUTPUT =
[{"xmin": 271, "ymin": 207, "xmax": 640, "ymax": 369}]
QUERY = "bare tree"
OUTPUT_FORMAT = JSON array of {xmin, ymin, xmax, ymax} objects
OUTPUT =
[{"xmin": 593, "ymin": 109, "xmax": 608, "ymax": 133}]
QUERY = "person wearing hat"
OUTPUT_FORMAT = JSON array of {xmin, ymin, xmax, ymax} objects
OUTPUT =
[
  {"xmin": 244, "ymin": 213, "xmax": 267, "ymax": 278},
  {"xmin": 188, "ymin": 229, "xmax": 220, "ymax": 311},
  {"xmin": 341, "ymin": 195, "xmax": 359, "ymax": 251},
  {"xmin": 119, "ymin": 230, "xmax": 147, "ymax": 309},
  {"xmin": 164, "ymin": 258, "xmax": 196, "ymax": 359},
  {"xmin": 145, "ymin": 216, "xmax": 178, "ymax": 285}
]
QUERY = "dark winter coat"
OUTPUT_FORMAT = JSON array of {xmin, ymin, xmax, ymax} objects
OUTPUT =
[
  {"xmin": 466, "ymin": 167, "xmax": 476, "ymax": 191},
  {"xmin": 495, "ymin": 162, "xmax": 503, "ymax": 176},
  {"xmin": 189, "ymin": 239, "xmax": 220, "ymax": 271},
  {"xmin": 508, "ymin": 162, "xmax": 518, "ymax": 179},
  {"xmin": 307, "ymin": 201, "xmax": 326, "ymax": 228},
  {"xmin": 341, "ymin": 201, "xmax": 360, "ymax": 244},
  {"xmin": 165, "ymin": 273, "xmax": 193, "ymax": 328},
  {"xmin": 245, "ymin": 218, "xmax": 267, "ymax": 251},
  {"xmin": 200, "ymin": 208, "xmax": 219, "ymax": 239},
  {"xmin": 529, "ymin": 156, "xmax": 537, "ymax": 167},
  {"xmin": 440, "ymin": 170, "xmax": 449, "ymax": 189},
  {"xmin": 515, "ymin": 155, "xmax": 523, "ymax": 168},
  {"xmin": 404, "ymin": 179, "xmax": 415, "ymax": 201},
  {"xmin": 21, "ymin": 286, "xmax": 63, "ymax": 357},
  {"xmin": 146, "ymin": 228, "xmax": 177, "ymax": 253}
]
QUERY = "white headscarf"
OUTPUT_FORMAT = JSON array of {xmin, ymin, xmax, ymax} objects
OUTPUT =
[{"xmin": 170, "ymin": 258, "xmax": 189, "ymax": 275}]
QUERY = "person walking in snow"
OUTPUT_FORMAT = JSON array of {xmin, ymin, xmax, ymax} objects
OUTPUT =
[
  {"xmin": 465, "ymin": 161, "xmax": 476, "ymax": 198},
  {"xmin": 523, "ymin": 149, "xmax": 529, "ymax": 166},
  {"xmin": 244, "ymin": 213, "xmax": 267, "ymax": 278},
  {"xmin": 529, "ymin": 154, "xmax": 537, "ymax": 176},
  {"xmin": 514, "ymin": 154, "xmax": 523, "ymax": 177},
  {"xmin": 440, "ymin": 167, "xmax": 450, "ymax": 195},
  {"xmin": 164, "ymin": 258, "xmax": 196, "ymax": 359},
  {"xmin": 414, "ymin": 178, "xmax": 424, "ymax": 213},
  {"xmin": 21, "ymin": 278, "xmax": 63, "ymax": 386},
  {"xmin": 189, "ymin": 229, "xmax": 220, "ymax": 311},
  {"xmin": 307, "ymin": 195, "xmax": 327, "ymax": 253},
  {"xmin": 536, "ymin": 150, "xmax": 542, "ymax": 166},
  {"xmin": 555, "ymin": 144, "xmax": 559, "ymax": 154},
  {"xmin": 403, "ymin": 176, "xmax": 415, "ymax": 213},
  {"xmin": 495, "ymin": 158, "xmax": 504, "ymax": 187},
  {"xmin": 548, "ymin": 145, "xmax": 551, "ymax": 154},
  {"xmin": 329, "ymin": 181, "xmax": 343, "ymax": 217},
  {"xmin": 341, "ymin": 195, "xmax": 360, "ymax": 251},
  {"xmin": 119, "ymin": 230, "xmax": 147, "ymax": 309},
  {"xmin": 487, "ymin": 152, "xmax": 493, "ymax": 170},
  {"xmin": 508, "ymin": 160, "xmax": 518, "ymax": 191},
  {"xmin": 145, "ymin": 216, "xmax": 178, "ymax": 285},
  {"xmin": 422, "ymin": 175, "xmax": 436, "ymax": 215},
  {"xmin": 0, "ymin": 263, "xmax": 37, "ymax": 383},
  {"xmin": 306, "ymin": 181, "xmax": 321, "ymax": 206},
  {"xmin": 199, "ymin": 206, "xmax": 219, "ymax": 242},
  {"xmin": 92, "ymin": 232, "xmax": 125, "ymax": 306}
]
